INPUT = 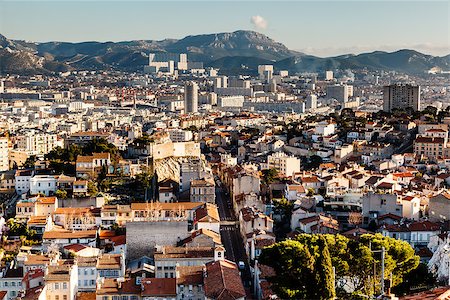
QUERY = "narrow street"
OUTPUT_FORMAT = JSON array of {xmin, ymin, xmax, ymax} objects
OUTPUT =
[{"xmin": 214, "ymin": 176, "xmax": 253, "ymax": 291}]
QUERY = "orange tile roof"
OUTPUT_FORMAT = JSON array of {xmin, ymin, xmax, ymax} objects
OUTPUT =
[{"xmin": 141, "ymin": 278, "xmax": 176, "ymax": 296}]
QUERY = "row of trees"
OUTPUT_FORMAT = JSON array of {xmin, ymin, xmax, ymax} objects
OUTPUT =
[{"xmin": 259, "ymin": 233, "xmax": 422, "ymax": 299}]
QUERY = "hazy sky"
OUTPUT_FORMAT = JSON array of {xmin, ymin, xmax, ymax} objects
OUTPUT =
[{"xmin": 0, "ymin": 0, "xmax": 449, "ymax": 57}]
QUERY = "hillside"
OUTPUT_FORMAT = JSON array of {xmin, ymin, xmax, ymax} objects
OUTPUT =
[{"xmin": 0, "ymin": 32, "xmax": 449, "ymax": 75}]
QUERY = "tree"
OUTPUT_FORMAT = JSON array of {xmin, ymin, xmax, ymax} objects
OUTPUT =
[
  {"xmin": 23, "ymin": 155, "xmax": 37, "ymax": 169},
  {"xmin": 259, "ymin": 239, "xmax": 316, "ymax": 299},
  {"xmin": 273, "ymin": 197, "xmax": 293, "ymax": 230},
  {"xmin": 392, "ymin": 263, "xmax": 436, "ymax": 295},
  {"xmin": 314, "ymin": 236, "xmax": 336, "ymax": 300},
  {"xmin": 55, "ymin": 189, "xmax": 68, "ymax": 199},
  {"xmin": 262, "ymin": 168, "xmax": 279, "ymax": 184},
  {"xmin": 87, "ymin": 181, "xmax": 98, "ymax": 196},
  {"xmin": 260, "ymin": 234, "xmax": 419, "ymax": 299}
]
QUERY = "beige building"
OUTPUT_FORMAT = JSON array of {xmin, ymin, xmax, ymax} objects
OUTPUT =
[
  {"xmin": 0, "ymin": 137, "xmax": 9, "ymax": 171},
  {"xmin": 190, "ymin": 179, "xmax": 215, "ymax": 203},
  {"xmin": 414, "ymin": 136, "xmax": 448, "ymax": 162},
  {"xmin": 266, "ymin": 152, "xmax": 301, "ymax": 177}
]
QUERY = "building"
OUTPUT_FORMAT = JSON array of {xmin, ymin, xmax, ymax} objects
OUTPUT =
[
  {"xmin": 147, "ymin": 53, "xmax": 188, "ymax": 73},
  {"xmin": 217, "ymin": 96, "xmax": 245, "ymax": 108},
  {"xmin": 16, "ymin": 132, "xmax": 59, "ymax": 155},
  {"xmin": 0, "ymin": 137, "xmax": 9, "ymax": 171},
  {"xmin": 325, "ymin": 70, "xmax": 334, "ymax": 80},
  {"xmin": 29, "ymin": 175, "xmax": 57, "ymax": 196},
  {"xmin": 305, "ymin": 94, "xmax": 317, "ymax": 110},
  {"xmin": 190, "ymin": 179, "xmax": 215, "ymax": 203},
  {"xmin": 414, "ymin": 136, "xmax": 447, "ymax": 162},
  {"xmin": 0, "ymin": 266, "xmax": 24, "ymax": 300},
  {"xmin": 383, "ymin": 84, "xmax": 420, "ymax": 112},
  {"xmin": 429, "ymin": 192, "xmax": 450, "ymax": 222},
  {"xmin": 184, "ymin": 82, "xmax": 198, "ymax": 114},
  {"xmin": 326, "ymin": 84, "xmax": 353, "ymax": 103},
  {"xmin": 266, "ymin": 152, "xmax": 301, "ymax": 177},
  {"xmin": 204, "ymin": 260, "xmax": 246, "ymax": 300},
  {"xmin": 168, "ymin": 129, "xmax": 193, "ymax": 142},
  {"xmin": 258, "ymin": 65, "xmax": 273, "ymax": 83},
  {"xmin": 44, "ymin": 264, "xmax": 79, "ymax": 300},
  {"xmin": 15, "ymin": 169, "xmax": 33, "ymax": 195}
]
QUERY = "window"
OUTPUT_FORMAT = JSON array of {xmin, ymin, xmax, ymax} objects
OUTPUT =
[
  {"xmin": 55, "ymin": 283, "xmax": 59, "ymax": 290},
  {"xmin": 63, "ymin": 283, "xmax": 67, "ymax": 289},
  {"xmin": 63, "ymin": 296, "xmax": 67, "ymax": 300},
  {"xmin": 55, "ymin": 296, "xmax": 59, "ymax": 300}
]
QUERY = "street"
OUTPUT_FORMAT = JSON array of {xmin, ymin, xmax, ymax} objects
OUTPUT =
[{"xmin": 214, "ymin": 176, "xmax": 253, "ymax": 290}]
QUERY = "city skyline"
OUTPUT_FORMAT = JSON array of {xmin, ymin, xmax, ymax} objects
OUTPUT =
[{"xmin": 0, "ymin": 0, "xmax": 449, "ymax": 57}]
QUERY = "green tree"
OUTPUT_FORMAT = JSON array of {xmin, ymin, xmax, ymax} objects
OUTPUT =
[
  {"xmin": 359, "ymin": 234, "xmax": 420, "ymax": 288},
  {"xmin": 55, "ymin": 189, "xmax": 68, "ymax": 199},
  {"xmin": 83, "ymin": 138, "xmax": 118, "ymax": 156},
  {"xmin": 260, "ymin": 234, "xmax": 419, "ymax": 299},
  {"xmin": 314, "ymin": 236, "xmax": 336, "ymax": 300},
  {"xmin": 87, "ymin": 181, "xmax": 98, "ymax": 196},
  {"xmin": 262, "ymin": 168, "xmax": 279, "ymax": 184},
  {"xmin": 259, "ymin": 239, "xmax": 316, "ymax": 299}
]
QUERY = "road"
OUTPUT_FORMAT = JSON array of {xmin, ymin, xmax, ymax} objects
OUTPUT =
[{"xmin": 214, "ymin": 176, "xmax": 253, "ymax": 290}]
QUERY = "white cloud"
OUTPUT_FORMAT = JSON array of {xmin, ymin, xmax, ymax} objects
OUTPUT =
[{"xmin": 250, "ymin": 15, "xmax": 268, "ymax": 30}]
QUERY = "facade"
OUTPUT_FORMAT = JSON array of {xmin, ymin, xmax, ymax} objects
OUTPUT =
[
  {"xmin": 326, "ymin": 84, "xmax": 353, "ymax": 102},
  {"xmin": 0, "ymin": 266, "xmax": 24, "ymax": 300},
  {"xmin": 257, "ymin": 65, "xmax": 273, "ymax": 82},
  {"xmin": 184, "ymin": 82, "xmax": 198, "ymax": 114},
  {"xmin": 217, "ymin": 96, "xmax": 245, "ymax": 108},
  {"xmin": 383, "ymin": 84, "xmax": 420, "ymax": 112},
  {"xmin": 16, "ymin": 132, "xmax": 59, "ymax": 155},
  {"xmin": 266, "ymin": 152, "xmax": 301, "ymax": 177},
  {"xmin": 429, "ymin": 192, "xmax": 450, "ymax": 222},
  {"xmin": 414, "ymin": 136, "xmax": 447, "ymax": 162},
  {"xmin": 30, "ymin": 175, "xmax": 57, "ymax": 196},
  {"xmin": 190, "ymin": 179, "xmax": 215, "ymax": 203},
  {"xmin": 0, "ymin": 137, "xmax": 9, "ymax": 171},
  {"xmin": 44, "ymin": 264, "xmax": 79, "ymax": 300}
]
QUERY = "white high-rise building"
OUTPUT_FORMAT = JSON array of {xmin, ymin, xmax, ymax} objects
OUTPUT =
[
  {"xmin": 383, "ymin": 84, "xmax": 420, "ymax": 112},
  {"xmin": 0, "ymin": 137, "xmax": 9, "ymax": 171},
  {"xmin": 258, "ymin": 65, "xmax": 273, "ymax": 82},
  {"xmin": 325, "ymin": 70, "xmax": 334, "ymax": 80},
  {"xmin": 184, "ymin": 82, "xmax": 198, "ymax": 113}
]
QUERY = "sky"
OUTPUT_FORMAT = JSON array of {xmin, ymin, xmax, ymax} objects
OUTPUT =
[{"xmin": 0, "ymin": 0, "xmax": 449, "ymax": 57}]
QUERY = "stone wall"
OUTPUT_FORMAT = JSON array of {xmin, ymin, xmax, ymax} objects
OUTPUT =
[{"xmin": 126, "ymin": 220, "xmax": 189, "ymax": 261}]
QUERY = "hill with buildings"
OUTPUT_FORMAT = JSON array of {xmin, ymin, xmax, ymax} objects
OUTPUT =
[{"xmin": 0, "ymin": 32, "xmax": 449, "ymax": 75}]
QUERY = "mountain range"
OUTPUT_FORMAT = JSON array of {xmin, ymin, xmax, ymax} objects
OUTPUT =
[{"xmin": 1, "ymin": 30, "xmax": 449, "ymax": 75}]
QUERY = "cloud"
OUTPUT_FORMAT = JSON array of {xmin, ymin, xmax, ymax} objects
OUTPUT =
[{"xmin": 250, "ymin": 15, "xmax": 268, "ymax": 30}]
